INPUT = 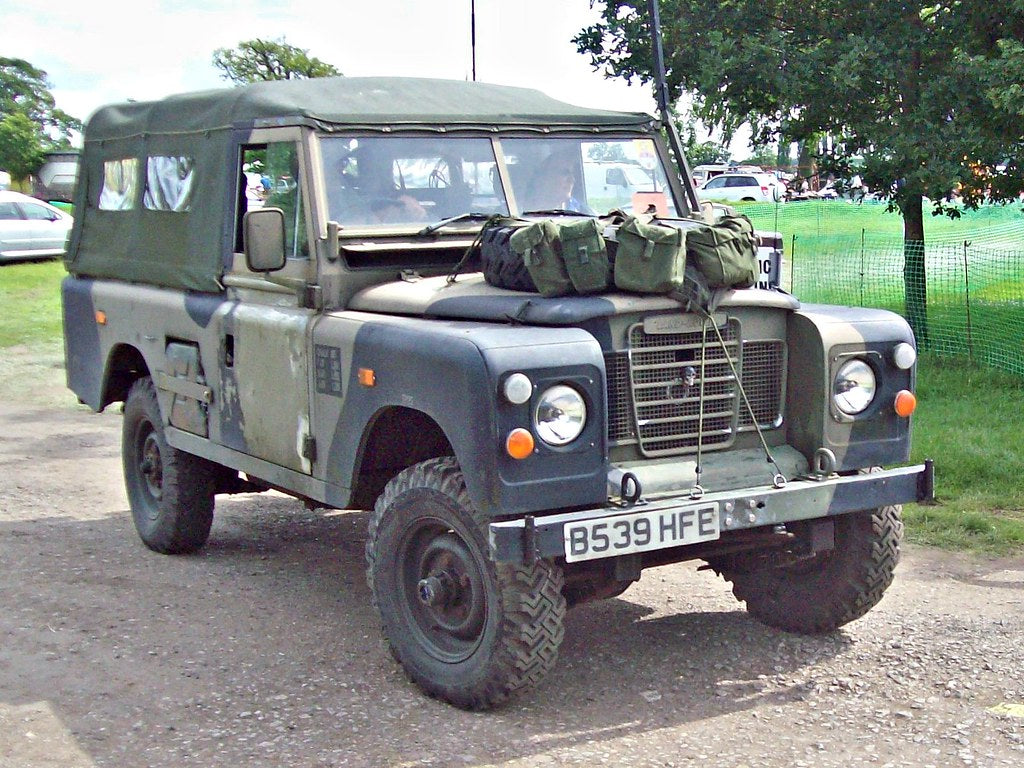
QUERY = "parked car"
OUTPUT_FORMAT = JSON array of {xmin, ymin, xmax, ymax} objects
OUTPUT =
[
  {"xmin": 582, "ymin": 161, "xmax": 661, "ymax": 211},
  {"xmin": 698, "ymin": 172, "xmax": 784, "ymax": 203},
  {"xmin": 0, "ymin": 191, "xmax": 74, "ymax": 262}
]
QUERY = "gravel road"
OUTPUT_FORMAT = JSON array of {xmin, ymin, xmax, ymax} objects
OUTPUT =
[{"xmin": 1, "ymin": 346, "xmax": 1022, "ymax": 767}]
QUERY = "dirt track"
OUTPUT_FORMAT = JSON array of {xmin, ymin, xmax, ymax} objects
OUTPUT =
[{"xmin": 1, "ymin": 346, "xmax": 1022, "ymax": 767}]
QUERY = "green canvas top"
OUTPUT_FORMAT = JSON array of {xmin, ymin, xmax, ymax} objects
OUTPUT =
[
  {"xmin": 84, "ymin": 76, "xmax": 656, "ymax": 140},
  {"xmin": 68, "ymin": 77, "xmax": 659, "ymax": 293}
]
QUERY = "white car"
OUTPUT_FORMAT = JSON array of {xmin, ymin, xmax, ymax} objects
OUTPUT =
[
  {"xmin": 0, "ymin": 191, "xmax": 73, "ymax": 261},
  {"xmin": 698, "ymin": 172, "xmax": 784, "ymax": 203}
]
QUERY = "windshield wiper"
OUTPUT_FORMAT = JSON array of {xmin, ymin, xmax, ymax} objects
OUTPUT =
[
  {"xmin": 520, "ymin": 208, "xmax": 596, "ymax": 218},
  {"xmin": 417, "ymin": 212, "xmax": 498, "ymax": 237}
]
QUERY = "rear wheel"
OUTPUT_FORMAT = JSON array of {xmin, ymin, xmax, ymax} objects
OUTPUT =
[
  {"xmin": 710, "ymin": 503, "xmax": 903, "ymax": 634},
  {"xmin": 122, "ymin": 377, "xmax": 216, "ymax": 554},
  {"xmin": 366, "ymin": 457, "xmax": 565, "ymax": 709}
]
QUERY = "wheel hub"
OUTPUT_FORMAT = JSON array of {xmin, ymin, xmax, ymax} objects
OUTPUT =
[
  {"xmin": 139, "ymin": 432, "xmax": 164, "ymax": 499},
  {"xmin": 401, "ymin": 527, "xmax": 487, "ymax": 661},
  {"xmin": 417, "ymin": 573, "xmax": 456, "ymax": 607}
]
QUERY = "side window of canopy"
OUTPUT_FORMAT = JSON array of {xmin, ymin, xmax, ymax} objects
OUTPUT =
[
  {"xmin": 98, "ymin": 158, "xmax": 139, "ymax": 210},
  {"xmin": 144, "ymin": 156, "xmax": 195, "ymax": 212}
]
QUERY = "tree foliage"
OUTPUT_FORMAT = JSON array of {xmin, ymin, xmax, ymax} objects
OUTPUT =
[
  {"xmin": 212, "ymin": 38, "xmax": 341, "ymax": 84},
  {"xmin": 575, "ymin": 0, "xmax": 1024, "ymax": 342},
  {"xmin": 0, "ymin": 57, "xmax": 80, "ymax": 182},
  {"xmin": 0, "ymin": 112, "xmax": 45, "ymax": 180}
]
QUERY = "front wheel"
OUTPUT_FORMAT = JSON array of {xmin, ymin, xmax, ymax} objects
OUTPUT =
[
  {"xmin": 122, "ymin": 377, "xmax": 216, "ymax": 554},
  {"xmin": 710, "ymin": 503, "xmax": 903, "ymax": 634},
  {"xmin": 366, "ymin": 457, "xmax": 565, "ymax": 710}
]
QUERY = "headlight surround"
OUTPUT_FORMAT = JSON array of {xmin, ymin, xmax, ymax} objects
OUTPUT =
[
  {"xmin": 833, "ymin": 359, "xmax": 877, "ymax": 415},
  {"xmin": 533, "ymin": 385, "xmax": 587, "ymax": 445}
]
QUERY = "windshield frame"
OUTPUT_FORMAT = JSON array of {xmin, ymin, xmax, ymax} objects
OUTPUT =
[{"xmin": 314, "ymin": 129, "xmax": 688, "ymax": 238}]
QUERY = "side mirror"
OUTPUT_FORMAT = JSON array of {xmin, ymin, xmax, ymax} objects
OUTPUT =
[{"xmin": 243, "ymin": 208, "xmax": 287, "ymax": 272}]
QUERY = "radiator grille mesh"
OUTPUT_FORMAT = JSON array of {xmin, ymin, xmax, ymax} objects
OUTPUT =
[{"xmin": 605, "ymin": 320, "xmax": 784, "ymax": 456}]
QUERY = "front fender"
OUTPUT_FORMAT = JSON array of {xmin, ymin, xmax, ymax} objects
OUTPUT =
[
  {"xmin": 315, "ymin": 312, "xmax": 607, "ymax": 517},
  {"xmin": 787, "ymin": 304, "xmax": 916, "ymax": 470}
]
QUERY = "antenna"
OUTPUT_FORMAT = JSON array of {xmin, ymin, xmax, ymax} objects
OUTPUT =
[
  {"xmin": 646, "ymin": 0, "xmax": 700, "ymax": 212},
  {"xmin": 471, "ymin": 0, "xmax": 477, "ymax": 81}
]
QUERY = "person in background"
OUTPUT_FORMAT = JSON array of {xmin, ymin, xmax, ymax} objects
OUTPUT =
[{"xmin": 522, "ymin": 152, "xmax": 593, "ymax": 214}]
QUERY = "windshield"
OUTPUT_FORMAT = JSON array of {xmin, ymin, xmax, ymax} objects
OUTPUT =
[
  {"xmin": 321, "ymin": 136, "xmax": 509, "ymax": 227},
  {"xmin": 319, "ymin": 135, "xmax": 678, "ymax": 228},
  {"xmin": 500, "ymin": 138, "xmax": 678, "ymax": 217}
]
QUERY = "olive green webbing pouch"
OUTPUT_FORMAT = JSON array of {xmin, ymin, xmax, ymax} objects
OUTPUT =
[
  {"xmin": 509, "ymin": 220, "xmax": 573, "ymax": 297},
  {"xmin": 612, "ymin": 215, "xmax": 686, "ymax": 294},
  {"xmin": 685, "ymin": 213, "xmax": 758, "ymax": 289},
  {"xmin": 559, "ymin": 218, "xmax": 611, "ymax": 294}
]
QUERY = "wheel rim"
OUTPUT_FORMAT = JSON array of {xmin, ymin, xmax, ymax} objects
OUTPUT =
[
  {"xmin": 398, "ymin": 518, "xmax": 488, "ymax": 663},
  {"xmin": 136, "ymin": 423, "xmax": 164, "ymax": 503}
]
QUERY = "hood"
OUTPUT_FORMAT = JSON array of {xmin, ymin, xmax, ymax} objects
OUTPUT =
[{"xmin": 346, "ymin": 274, "xmax": 799, "ymax": 325}]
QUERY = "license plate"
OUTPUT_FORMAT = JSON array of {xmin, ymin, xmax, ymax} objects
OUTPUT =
[{"xmin": 563, "ymin": 503, "xmax": 720, "ymax": 563}]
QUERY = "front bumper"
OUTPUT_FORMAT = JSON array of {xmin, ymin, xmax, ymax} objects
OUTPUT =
[{"xmin": 488, "ymin": 461, "xmax": 933, "ymax": 564}]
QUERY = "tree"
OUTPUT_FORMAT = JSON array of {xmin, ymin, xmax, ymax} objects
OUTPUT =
[
  {"xmin": 213, "ymin": 38, "xmax": 341, "ymax": 84},
  {"xmin": 575, "ymin": 1, "xmax": 1024, "ymax": 344},
  {"xmin": 741, "ymin": 146, "xmax": 781, "ymax": 169},
  {"xmin": 0, "ymin": 112, "xmax": 45, "ymax": 182},
  {"xmin": 0, "ymin": 57, "xmax": 80, "ymax": 144},
  {"xmin": 0, "ymin": 58, "xmax": 80, "ymax": 185},
  {"xmin": 588, "ymin": 142, "xmax": 629, "ymax": 161}
]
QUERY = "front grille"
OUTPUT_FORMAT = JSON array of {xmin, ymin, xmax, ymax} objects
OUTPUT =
[
  {"xmin": 738, "ymin": 340, "xmax": 785, "ymax": 430},
  {"xmin": 606, "ymin": 321, "xmax": 785, "ymax": 457}
]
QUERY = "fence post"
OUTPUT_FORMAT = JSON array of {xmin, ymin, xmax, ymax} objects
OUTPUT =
[
  {"xmin": 790, "ymin": 234, "xmax": 797, "ymax": 293},
  {"xmin": 860, "ymin": 228, "xmax": 865, "ymax": 306},
  {"xmin": 963, "ymin": 240, "xmax": 974, "ymax": 362}
]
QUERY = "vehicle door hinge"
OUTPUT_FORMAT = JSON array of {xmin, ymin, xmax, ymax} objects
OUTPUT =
[
  {"xmin": 303, "ymin": 284, "xmax": 323, "ymax": 310},
  {"xmin": 302, "ymin": 434, "xmax": 317, "ymax": 463}
]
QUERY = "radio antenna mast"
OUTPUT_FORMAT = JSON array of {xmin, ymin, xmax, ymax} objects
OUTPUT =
[
  {"xmin": 646, "ymin": 0, "xmax": 700, "ymax": 212},
  {"xmin": 471, "ymin": 0, "xmax": 477, "ymax": 81}
]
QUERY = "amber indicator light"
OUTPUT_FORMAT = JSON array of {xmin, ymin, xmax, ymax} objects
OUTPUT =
[
  {"xmin": 505, "ymin": 428, "xmax": 535, "ymax": 460},
  {"xmin": 95, "ymin": 310, "xmax": 107, "ymax": 325},
  {"xmin": 358, "ymin": 368, "xmax": 376, "ymax": 387},
  {"xmin": 894, "ymin": 390, "xmax": 917, "ymax": 417}
]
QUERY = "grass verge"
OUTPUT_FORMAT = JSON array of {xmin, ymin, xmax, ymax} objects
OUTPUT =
[
  {"xmin": 0, "ymin": 258, "xmax": 65, "ymax": 347},
  {"xmin": 905, "ymin": 354, "xmax": 1024, "ymax": 555}
]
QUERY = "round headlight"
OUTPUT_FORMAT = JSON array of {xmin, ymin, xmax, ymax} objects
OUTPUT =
[
  {"xmin": 503, "ymin": 373, "xmax": 533, "ymax": 405},
  {"xmin": 534, "ymin": 385, "xmax": 587, "ymax": 446},
  {"xmin": 833, "ymin": 359, "xmax": 877, "ymax": 415}
]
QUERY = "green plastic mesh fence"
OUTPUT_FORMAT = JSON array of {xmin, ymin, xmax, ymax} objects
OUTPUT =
[{"xmin": 740, "ymin": 200, "xmax": 1024, "ymax": 377}]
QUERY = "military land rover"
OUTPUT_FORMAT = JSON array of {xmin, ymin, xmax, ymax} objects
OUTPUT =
[{"xmin": 63, "ymin": 77, "xmax": 933, "ymax": 710}]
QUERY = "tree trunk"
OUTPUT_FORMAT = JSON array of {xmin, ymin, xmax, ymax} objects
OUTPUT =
[
  {"xmin": 902, "ymin": 193, "xmax": 929, "ymax": 347},
  {"xmin": 797, "ymin": 139, "xmax": 817, "ymax": 184}
]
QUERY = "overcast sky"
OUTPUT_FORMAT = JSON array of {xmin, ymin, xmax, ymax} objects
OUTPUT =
[{"xmin": 2, "ymin": 0, "xmax": 663, "ymax": 124}]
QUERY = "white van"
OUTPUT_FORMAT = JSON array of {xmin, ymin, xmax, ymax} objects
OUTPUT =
[{"xmin": 582, "ymin": 161, "xmax": 657, "ymax": 210}]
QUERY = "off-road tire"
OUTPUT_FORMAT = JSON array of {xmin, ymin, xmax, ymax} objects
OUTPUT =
[
  {"xmin": 122, "ymin": 377, "xmax": 216, "ymax": 554},
  {"xmin": 481, "ymin": 227, "xmax": 537, "ymax": 292},
  {"xmin": 366, "ymin": 456, "xmax": 565, "ymax": 710},
  {"xmin": 711, "ymin": 503, "xmax": 903, "ymax": 634}
]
